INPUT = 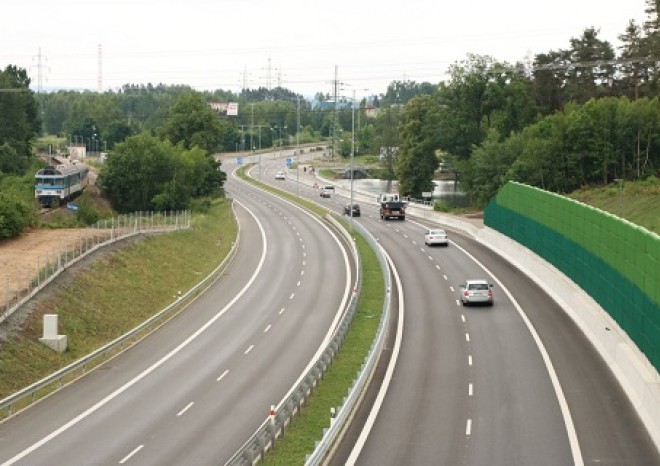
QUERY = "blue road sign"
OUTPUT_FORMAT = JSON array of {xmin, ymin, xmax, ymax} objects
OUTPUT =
[
  {"xmin": 236, "ymin": 156, "xmax": 243, "ymax": 166},
  {"xmin": 286, "ymin": 157, "xmax": 292, "ymax": 167}
]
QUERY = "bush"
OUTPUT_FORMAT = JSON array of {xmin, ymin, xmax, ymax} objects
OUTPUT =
[{"xmin": 0, "ymin": 188, "xmax": 34, "ymax": 238}]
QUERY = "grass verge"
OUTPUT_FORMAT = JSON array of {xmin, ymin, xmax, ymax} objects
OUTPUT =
[
  {"xmin": 237, "ymin": 164, "xmax": 385, "ymax": 464},
  {"xmin": 0, "ymin": 198, "xmax": 237, "ymax": 400}
]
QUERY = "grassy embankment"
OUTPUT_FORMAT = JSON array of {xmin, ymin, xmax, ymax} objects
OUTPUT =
[
  {"xmin": 0, "ymin": 199, "xmax": 237, "ymax": 403},
  {"xmin": 236, "ymin": 165, "xmax": 384, "ymax": 465},
  {"xmin": 568, "ymin": 177, "xmax": 660, "ymax": 235}
]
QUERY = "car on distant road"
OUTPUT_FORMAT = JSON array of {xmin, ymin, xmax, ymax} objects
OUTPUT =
[
  {"xmin": 343, "ymin": 203, "xmax": 361, "ymax": 217},
  {"xmin": 424, "ymin": 228, "xmax": 448, "ymax": 246},
  {"xmin": 320, "ymin": 186, "xmax": 335, "ymax": 198},
  {"xmin": 459, "ymin": 279, "xmax": 494, "ymax": 306},
  {"xmin": 275, "ymin": 170, "xmax": 286, "ymax": 180}
]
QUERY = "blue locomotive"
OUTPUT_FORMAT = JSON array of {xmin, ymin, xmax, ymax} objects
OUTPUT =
[{"xmin": 35, "ymin": 163, "xmax": 89, "ymax": 207}]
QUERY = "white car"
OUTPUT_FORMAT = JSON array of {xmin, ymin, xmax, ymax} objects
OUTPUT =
[
  {"xmin": 320, "ymin": 186, "xmax": 335, "ymax": 198},
  {"xmin": 460, "ymin": 279, "xmax": 494, "ymax": 306},
  {"xmin": 424, "ymin": 228, "xmax": 448, "ymax": 246},
  {"xmin": 275, "ymin": 170, "xmax": 286, "ymax": 180}
]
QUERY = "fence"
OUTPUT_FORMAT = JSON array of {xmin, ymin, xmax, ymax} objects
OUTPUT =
[
  {"xmin": 1, "ymin": 210, "xmax": 191, "ymax": 325},
  {"xmin": 0, "ymin": 208, "xmax": 236, "ymax": 418},
  {"xmin": 485, "ymin": 182, "xmax": 660, "ymax": 371}
]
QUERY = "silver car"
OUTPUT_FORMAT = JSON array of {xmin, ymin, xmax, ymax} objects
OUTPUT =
[
  {"xmin": 460, "ymin": 279, "xmax": 493, "ymax": 306},
  {"xmin": 424, "ymin": 228, "xmax": 448, "ymax": 246}
]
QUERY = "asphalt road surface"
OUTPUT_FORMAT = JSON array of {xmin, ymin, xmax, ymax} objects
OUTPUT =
[
  {"xmin": 0, "ymin": 163, "xmax": 354, "ymax": 465},
  {"xmin": 258, "ymin": 154, "xmax": 658, "ymax": 466}
]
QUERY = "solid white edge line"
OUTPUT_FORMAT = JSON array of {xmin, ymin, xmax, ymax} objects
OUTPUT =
[
  {"xmin": 346, "ymin": 248, "xmax": 404, "ymax": 465},
  {"xmin": 1, "ymin": 199, "xmax": 269, "ymax": 466},
  {"xmin": 450, "ymin": 240, "xmax": 583, "ymax": 466}
]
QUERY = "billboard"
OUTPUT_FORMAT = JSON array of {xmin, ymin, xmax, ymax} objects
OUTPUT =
[{"xmin": 209, "ymin": 102, "xmax": 239, "ymax": 116}]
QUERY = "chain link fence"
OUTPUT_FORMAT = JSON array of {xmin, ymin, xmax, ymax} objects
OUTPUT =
[{"xmin": 1, "ymin": 210, "xmax": 191, "ymax": 324}]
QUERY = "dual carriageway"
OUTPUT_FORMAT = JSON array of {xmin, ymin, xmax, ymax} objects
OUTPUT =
[{"xmin": 0, "ymin": 149, "xmax": 657, "ymax": 465}]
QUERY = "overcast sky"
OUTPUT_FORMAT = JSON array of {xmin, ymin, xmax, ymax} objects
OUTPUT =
[{"xmin": 2, "ymin": 0, "xmax": 649, "ymax": 97}]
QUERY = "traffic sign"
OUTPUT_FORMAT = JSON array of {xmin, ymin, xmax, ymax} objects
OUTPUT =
[{"xmin": 236, "ymin": 156, "xmax": 243, "ymax": 166}]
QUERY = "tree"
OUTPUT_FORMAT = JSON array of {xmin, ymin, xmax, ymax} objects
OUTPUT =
[
  {"xmin": 0, "ymin": 186, "xmax": 34, "ymax": 238},
  {"xmin": 99, "ymin": 133, "xmax": 225, "ymax": 212},
  {"xmin": 99, "ymin": 134, "xmax": 172, "ymax": 212},
  {"xmin": 373, "ymin": 106, "xmax": 402, "ymax": 179},
  {"xmin": 563, "ymin": 28, "xmax": 616, "ymax": 103},
  {"xmin": 395, "ymin": 95, "xmax": 441, "ymax": 197},
  {"xmin": 641, "ymin": 0, "xmax": 660, "ymax": 95},
  {"xmin": 617, "ymin": 20, "xmax": 647, "ymax": 99},
  {"xmin": 159, "ymin": 91, "xmax": 224, "ymax": 153},
  {"xmin": 0, "ymin": 65, "xmax": 40, "ymax": 157},
  {"xmin": 0, "ymin": 142, "xmax": 32, "ymax": 176}
]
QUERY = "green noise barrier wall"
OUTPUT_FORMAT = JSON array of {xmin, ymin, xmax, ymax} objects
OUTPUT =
[{"xmin": 484, "ymin": 182, "xmax": 660, "ymax": 371}]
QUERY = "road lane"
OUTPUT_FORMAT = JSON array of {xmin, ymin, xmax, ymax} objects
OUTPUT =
[
  {"xmin": 0, "ymin": 169, "xmax": 354, "ymax": 465},
  {"xmin": 263, "ymin": 158, "xmax": 657, "ymax": 465}
]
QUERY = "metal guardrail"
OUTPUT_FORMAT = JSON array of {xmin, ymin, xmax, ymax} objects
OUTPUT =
[
  {"xmin": 0, "ymin": 207, "xmax": 238, "ymax": 417},
  {"xmin": 224, "ymin": 217, "xmax": 392, "ymax": 466},
  {"xmin": 1, "ymin": 210, "xmax": 192, "ymax": 324},
  {"xmin": 304, "ymin": 219, "xmax": 392, "ymax": 465},
  {"xmin": 224, "ymin": 214, "xmax": 367, "ymax": 466}
]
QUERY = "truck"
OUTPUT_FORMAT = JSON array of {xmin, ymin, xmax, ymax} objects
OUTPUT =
[{"xmin": 380, "ymin": 200, "xmax": 406, "ymax": 220}]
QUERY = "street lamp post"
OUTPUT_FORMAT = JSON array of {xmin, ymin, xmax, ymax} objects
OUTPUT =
[
  {"xmin": 614, "ymin": 178, "xmax": 624, "ymax": 218},
  {"xmin": 350, "ymin": 90, "xmax": 355, "ymax": 229},
  {"xmin": 296, "ymin": 96, "xmax": 300, "ymax": 198}
]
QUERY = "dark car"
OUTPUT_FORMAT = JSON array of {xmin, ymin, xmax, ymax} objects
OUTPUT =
[{"xmin": 344, "ymin": 203, "xmax": 361, "ymax": 217}]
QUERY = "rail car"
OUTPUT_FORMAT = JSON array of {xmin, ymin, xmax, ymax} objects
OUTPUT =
[{"xmin": 35, "ymin": 163, "xmax": 89, "ymax": 207}]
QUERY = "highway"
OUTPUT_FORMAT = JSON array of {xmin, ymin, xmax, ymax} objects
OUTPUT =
[
  {"xmin": 0, "ymin": 163, "xmax": 354, "ymax": 465},
  {"xmin": 257, "ymin": 153, "xmax": 659, "ymax": 466}
]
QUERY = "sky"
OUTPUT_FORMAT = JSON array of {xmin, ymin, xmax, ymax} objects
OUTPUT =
[{"xmin": 1, "ymin": 0, "xmax": 649, "ymax": 98}]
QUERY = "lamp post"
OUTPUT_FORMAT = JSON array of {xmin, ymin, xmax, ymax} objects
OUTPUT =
[
  {"xmin": 296, "ymin": 96, "xmax": 300, "ymax": 198},
  {"xmin": 350, "ymin": 90, "xmax": 355, "ymax": 229},
  {"xmin": 614, "ymin": 178, "xmax": 624, "ymax": 218}
]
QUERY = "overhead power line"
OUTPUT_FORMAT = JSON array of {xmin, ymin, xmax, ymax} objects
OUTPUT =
[{"xmin": 534, "ymin": 56, "xmax": 657, "ymax": 71}]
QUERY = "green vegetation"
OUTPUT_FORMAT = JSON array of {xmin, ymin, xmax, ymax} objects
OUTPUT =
[
  {"xmin": 568, "ymin": 177, "xmax": 660, "ymax": 234},
  {"xmin": 99, "ymin": 133, "xmax": 225, "ymax": 212},
  {"xmin": 0, "ymin": 199, "xmax": 236, "ymax": 400}
]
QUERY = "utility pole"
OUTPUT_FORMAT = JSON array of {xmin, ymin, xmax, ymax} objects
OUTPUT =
[
  {"xmin": 31, "ymin": 47, "xmax": 49, "ymax": 132},
  {"xmin": 332, "ymin": 65, "xmax": 338, "ymax": 160}
]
